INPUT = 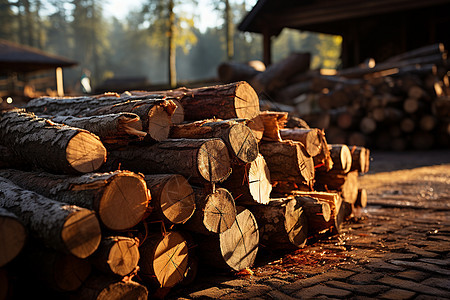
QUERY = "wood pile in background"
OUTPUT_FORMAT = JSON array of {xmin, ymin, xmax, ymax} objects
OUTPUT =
[
  {"xmin": 0, "ymin": 81, "xmax": 369, "ymax": 299},
  {"xmin": 219, "ymin": 43, "xmax": 450, "ymax": 151}
]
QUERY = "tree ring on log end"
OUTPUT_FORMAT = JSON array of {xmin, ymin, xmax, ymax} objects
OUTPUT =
[
  {"xmin": 147, "ymin": 105, "xmax": 171, "ymax": 141},
  {"xmin": 203, "ymin": 188, "xmax": 236, "ymax": 234},
  {"xmin": 96, "ymin": 280, "xmax": 148, "ymax": 300},
  {"xmin": 66, "ymin": 132, "xmax": 106, "ymax": 173},
  {"xmin": 234, "ymin": 82, "xmax": 260, "ymax": 120},
  {"xmin": 99, "ymin": 173, "xmax": 149, "ymax": 231},
  {"xmin": 153, "ymin": 232, "xmax": 189, "ymax": 288},
  {"xmin": 285, "ymin": 199, "xmax": 308, "ymax": 248},
  {"xmin": 340, "ymin": 145, "xmax": 352, "ymax": 173},
  {"xmin": 228, "ymin": 123, "xmax": 259, "ymax": 164},
  {"xmin": 197, "ymin": 139, "xmax": 231, "ymax": 183},
  {"xmin": 61, "ymin": 209, "xmax": 101, "ymax": 258},
  {"xmin": 107, "ymin": 237, "xmax": 140, "ymax": 277},
  {"xmin": 171, "ymin": 99, "xmax": 185, "ymax": 124},
  {"xmin": 54, "ymin": 254, "xmax": 91, "ymax": 291},
  {"xmin": 248, "ymin": 154, "xmax": 272, "ymax": 205},
  {"xmin": 219, "ymin": 207, "xmax": 259, "ymax": 271},
  {"xmin": 0, "ymin": 215, "xmax": 26, "ymax": 267},
  {"xmin": 160, "ymin": 175, "xmax": 195, "ymax": 224}
]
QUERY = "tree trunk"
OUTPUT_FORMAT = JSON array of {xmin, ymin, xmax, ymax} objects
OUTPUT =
[
  {"xmin": 144, "ymin": 174, "xmax": 196, "ymax": 225},
  {"xmin": 104, "ymin": 139, "xmax": 232, "ymax": 184},
  {"xmin": 249, "ymin": 198, "xmax": 308, "ymax": 250},
  {"xmin": 182, "ymin": 187, "xmax": 236, "ymax": 235},
  {"xmin": 221, "ymin": 154, "xmax": 272, "ymax": 205},
  {"xmin": 259, "ymin": 140, "xmax": 315, "ymax": 187},
  {"xmin": 217, "ymin": 61, "xmax": 261, "ymax": 83},
  {"xmin": 89, "ymin": 236, "xmax": 140, "ymax": 277},
  {"xmin": 0, "ymin": 207, "xmax": 27, "ymax": 267},
  {"xmin": 145, "ymin": 81, "xmax": 260, "ymax": 121},
  {"xmin": 69, "ymin": 275, "xmax": 148, "ymax": 300},
  {"xmin": 195, "ymin": 207, "xmax": 259, "ymax": 271},
  {"xmin": 295, "ymin": 196, "xmax": 332, "ymax": 236},
  {"xmin": 170, "ymin": 119, "xmax": 259, "ymax": 164},
  {"xmin": 0, "ymin": 145, "xmax": 28, "ymax": 170},
  {"xmin": 168, "ymin": 0, "xmax": 176, "ymax": 88},
  {"xmin": 49, "ymin": 113, "xmax": 146, "ymax": 145},
  {"xmin": 138, "ymin": 231, "xmax": 189, "ymax": 288},
  {"xmin": 0, "ymin": 109, "xmax": 106, "ymax": 174},
  {"xmin": 0, "ymin": 177, "xmax": 101, "ymax": 258},
  {"xmin": 259, "ymin": 111, "xmax": 288, "ymax": 142},
  {"xmin": 279, "ymin": 128, "xmax": 322, "ymax": 157},
  {"xmin": 0, "ymin": 169, "xmax": 149, "ymax": 231}
]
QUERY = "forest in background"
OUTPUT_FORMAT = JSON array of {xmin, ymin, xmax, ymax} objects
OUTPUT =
[{"xmin": 0, "ymin": 0, "xmax": 342, "ymax": 94}]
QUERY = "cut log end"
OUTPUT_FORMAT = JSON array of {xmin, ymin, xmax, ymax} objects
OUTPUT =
[
  {"xmin": 203, "ymin": 188, "xmax": 236, "ymax": 234},
  {"xmin": 234, "ymin": 82, "xmax": 260, "ymax": 120},
  {"xmin": 107, "ymin": 238, "xmax": 140, "ymax": 277},
  {"xmin": 54, "ymin": 254, "xmax": 92, "ymax": 291},
  {"xmin": 248, "ymin": 154, "xmax": 272, "ymax": 205},
  {"xmin": 66, "ymin": 132, "xmax": 106, "ymax": 173},
  {"xmin": 99, "ymin": 173, "xmax": 149, "ymax": 231},
  {"xmin": 61, "ymin": 209, "xmax": 101, "ymax": 259},
  {"xmin": 285, "ymin": 200, "xmax": 309, "ymax": 248},
  {"xmin": 159, "ymin": 175, "xmax": 195, "ymax": 224},
  {"xmin": 228, "ymin": 123, "xmax": 259, "ymax": 164},
  {"xmin": 171, "ymin": 99, "xmax": 185, "ymax": 124},
  {"xmin": 152, "ymin": 232, "xmax": 189, "ymax": 288},
  {"xmin": 197, "ymin": 139, "xmax": 231, "ymax": 183},
  {"xmin": 147, "ymin": 105, "xmax": 172, "ymax": 141},
  {"xmin": 219, "ymin": 207, "xmax": 259, "ymax": 271},
  {"xmin": 355, "ymin": 188, "xmax": 368, "ymax": 208},
  {"xmin": 0, "ymin": 214, "xmax": 27, "ymax": 267}
]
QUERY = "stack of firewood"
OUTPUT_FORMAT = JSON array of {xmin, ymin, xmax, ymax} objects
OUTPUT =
[
  {"xmin": 0, "ymin": 81, "xmax": 369, "ymax": 299},
  {"xmin": 219, "ymin": 43, "xmax": 450, "ymax": 151}
]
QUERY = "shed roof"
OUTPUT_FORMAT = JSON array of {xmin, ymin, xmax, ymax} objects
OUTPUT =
[
  {"xmin": 238, "ymin": 0, "xmax": 450, "ymax": 36},
  {"xmin": 0, "ymin": 39, "xmax": 77, "ymax": 73}
]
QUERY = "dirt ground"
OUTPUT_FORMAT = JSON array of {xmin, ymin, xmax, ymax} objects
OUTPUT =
[{"xmin": 166, "ymin": 149, "xmax": 450, "ymax": 300}]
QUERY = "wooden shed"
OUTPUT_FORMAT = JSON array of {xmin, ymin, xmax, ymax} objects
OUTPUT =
[
  {"xmin": 0, "ymin": 39, "xmax": 77, "ymax": 103},
  {"xmin": 238, "ymin": 0, "xmax": 450, "ymax": 67}
]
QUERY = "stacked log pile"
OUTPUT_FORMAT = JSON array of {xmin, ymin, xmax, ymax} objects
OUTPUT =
[
  {"xmin": 219, "ymin": 43, "xmax": 449, "ymax": 151},
  {"xmin": 0, "ymin": 81, "xmax": 369, "ymax": 299}
]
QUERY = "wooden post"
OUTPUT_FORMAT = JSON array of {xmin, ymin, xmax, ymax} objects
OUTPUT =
[
  {"xmin": 56, "ymin": 67, "xmax": 64, "ymax": 97},
  {"xmin": 263, "ymin": 27, "xmax": 272, "ymax": 67}
]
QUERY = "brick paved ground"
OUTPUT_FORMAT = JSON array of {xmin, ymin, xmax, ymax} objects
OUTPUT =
[{"xmin": 165, "ymin": 150, "xmax": 450, "ymax": 300}]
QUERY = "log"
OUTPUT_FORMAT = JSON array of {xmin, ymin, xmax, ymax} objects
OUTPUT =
[
  {"xmin": 313, "ymin": 130, "xmax": 334, "ymax": 171},
  {"xmin": 385, "ymin": 43, "xmax": 446, "ymax": 62},
  {"xmin": 349, "ymin": 146, "xmax": 370, "ymax": 174},
  {"xmin": 295, "ymin": 196, "xmax": 332, "ymax": 236},
  {"xmin": 217, "ymin": 61, "xmax": 262, "ymax": 83},
  {"xmin": 170, "ymin": 119, "xmax": 259, "ymax": 164},
  {"xmin": 182, "ymin": 187, "xmax": 236, "ymax": 235},
  {"xmin": 138, "ymin": 231, "xmax": 189, "ymax": 288},
  {"xmin": 144, "ymin": 174, "xmax": 196, "ymax": 225},
  {"xmin": 355, "ymin": 188, "xmax": 368, "ymax": 208},
  {"xmin": 0, "ymin": 207, "xmax": 27, "ymax": 267},
  {"xmin": 0, "ymin": 109, "xmax": 106, "ymax": 174},
  {"xmin": 246, "ymin": 114, "xmax": 265, "ymax": 143},
  {"xmin": 19, "ymin": 242, "xmax": 92, "ymax": 292},
  {"xmin": 0, "ymin": 169, "xmax": 149, "ymax": 231},
  {"xmin": 142, "ymin": 81, "xmax": 260, "ymax": 121},
  {"xmin": 259, "ymin": 140, "xmax": 315, "ymax": 187},
  {"xmin": 0, "ymin": 145, "xmax": 28, "ymax": 170},
  {"xmin": 221, "ymin": 154, "xmax": 272, "ymax": 205},
  {"xmin": 359, "ymin": 116, "xmax": 377, "ymax": 134},
  {"xmin": 316, "ymin": 169, "xmax": 358, "ymax": 205},
  {"xmin": 279, "ymin": 128, "xmax": 322, "ymax": 157},
  {"xmin": 0, "ymin": 177, "xmax": 101, "ymax": 258},
  {"xmin": 249, "ymin": 198, "xmax": 308, "ymax": 250},
  {"xmin": 49, "ymin": 113, "xmax": 147, "ymax": 145},
  {"xmin": 328, "ymin": 144, "xmax": 352, "ymax": 173},
  {"xmin": 89, "ymin": 236, "xmax": 140, "ymax": 277},
  {"xmin": 340, "ymin": 170, "xmax": 359, "ymax": 205},
  {"xmin": 259, "ymin": 111, "xmax": 288, "ymax": 142},
  {"xmin": 195, "ymin": 207, "xmax": 259, "ymax": 271},
  {"xmin": 69, "ymin": 275, "xmax": 148, "ymax": 300},
  {"xmin": 104, "ymin": 139, "xmax": 232, "ymax": 184},
  {"xmin": 250, "ymin": 52, "xmax": 311, "ymax": 94}
]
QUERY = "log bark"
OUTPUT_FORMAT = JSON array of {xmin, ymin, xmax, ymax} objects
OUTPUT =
[
  {"xmin": 279, "ymin": 128, "xmax": 322, "ymax": 157},
  {"xmin": 195, "ymin": 207, "xmax": 259, "ymax": 271},
  {"xmin": 0, "ymin": 109, "xmax": 106, "ymax": 174},
  {"xmin": 221, "ymin": 154, "xmax": 272, "ymax": 205},
  {"xmin": 49, "ymin": 113, "xmax": 147, "ymax": 145},
  {"xmin": 69, "ymin": 275, "xmax": 148, "ymax": 300},
  {"xmin": 349, "ymin": 146, "xmax": 370, "ymax": 174},
  {"xmin": 138, "ymin": 231, "xmax": 189, "ymax": 288},
  {"xmin": 170, "ymin": 119, "xmax": 259, "ymax": 164},
  {"xmin": 0, "ymin": 207, "xmax": 27, "ymax": 267},
  {"xmin": 328, "ymin": 144, "xmax": 352, "ymax": 173},
  {"xmin": 0, "ymin": 169, "xmax": 149, "ymax": 231},
  {"xmin": 217, "ymin": 61, "xmax": 262, "ymax": 83},
  {"xmin": 313, "ymin": 130, "xmax": 334, "ymax": 171},
  {"xmin": 249, "ymin": 198, "xmax": 308, "ymax": 250},
  {"xmin": 144, "ymin": 174, "xmax": 196, "ymax": 225},
  {"xmin": 0, "ymin": 145, "xmax": 28, "ymax": 170},
  {"xmin": 89, "ymin": 236, "xmax": 140, "ymax": 277},
  {"xmin": 259, "ymin": 140, "xmax": 315, "ymax": 187},
  {"xmin": 182, "ymin": 187, "xmax": 236, "ymax": 235},
  {"xmin": 259, "ymin": 111, "xmax": 288, "ymax": 142},
  {"xmin": 295, "ymin": 196, "xmax": 332, "ymax": 236},
  {"xmin": 0, "ymin": 177, "xmax": 101, "ymax": 258},
  {"xmin": 104, "ymin": 138, "xmax": 232, "ymax": 184},
  {"xmin": 355, "ymin": 188, "xmax": 368, "ymax": 208},
  {"xmin": 316, "ymin": 170, "xmax": 358, "ymax": 205},
  {"xmin": 19, "ymin": 242, "xmax": 92, "ymax": 292},
  {"xmin": 142, "ymin": 81, "xmax": 260, "ymax": 121}
]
